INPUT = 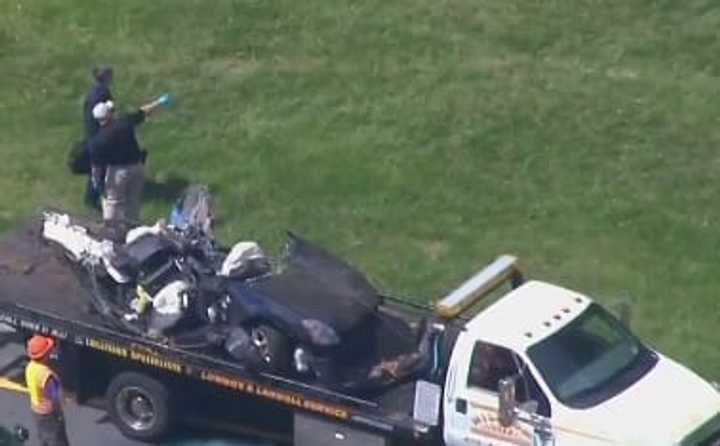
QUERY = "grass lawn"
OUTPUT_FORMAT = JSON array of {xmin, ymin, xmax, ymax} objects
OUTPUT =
[{"xmin": 2, "ymin": 0, "xmax": 720, "ymax": 378}]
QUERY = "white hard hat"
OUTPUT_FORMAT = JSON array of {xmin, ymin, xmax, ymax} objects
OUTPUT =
[{"xmin": 92, "ymin": 100, "xmax": 114, "ymax": 121}]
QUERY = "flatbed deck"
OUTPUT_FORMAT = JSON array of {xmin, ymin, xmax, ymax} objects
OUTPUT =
[{"xmin": 0, "ymin": 221, "xmax": 442, "ymax": 443}]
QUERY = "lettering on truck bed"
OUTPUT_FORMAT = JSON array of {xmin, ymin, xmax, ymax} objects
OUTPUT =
[
  {"xmin": 84, "ymin": 337, "xmax": 352, "ymax": 421},
  {"xmin": 0, "ymin": 312, "xmax": 354, "ymax": 423},
  {"xmin": 200, "ymin": 370, "xmax": 350, "ymax": 420}
]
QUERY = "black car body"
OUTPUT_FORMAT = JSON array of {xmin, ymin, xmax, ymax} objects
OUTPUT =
[
  {"xmin": 226, "ymin": 233, "xmax": 380, "ymax": 350},
  {"xmin": 222, "ymin": 234, "xmax": 426, "ymax": 388}
]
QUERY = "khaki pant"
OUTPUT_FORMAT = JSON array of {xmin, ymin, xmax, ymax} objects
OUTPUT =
[
  {"xmin": 34, "ymin": 411, "xmax": 70, "ymax": 446},
  {"xmin": 103, "ymin": 163, "xmax": 145, "ymax": 223}
]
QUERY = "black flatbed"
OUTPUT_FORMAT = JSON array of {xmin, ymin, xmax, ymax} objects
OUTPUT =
[{"xmin": 0, "ymin": 221, "xmax": 442, "ymax": 443}]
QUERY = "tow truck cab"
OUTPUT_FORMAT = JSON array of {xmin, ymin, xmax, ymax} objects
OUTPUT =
[{"xmin": 437, "ymin": 257, "xmax": 720, "ymax": 446}]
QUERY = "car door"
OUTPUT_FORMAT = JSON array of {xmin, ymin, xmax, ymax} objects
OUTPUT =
[{"xmin": 444, "ymin": 334, "xmax": 551, "ymax": 446}]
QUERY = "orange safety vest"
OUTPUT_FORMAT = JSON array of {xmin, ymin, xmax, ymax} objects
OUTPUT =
[{"xmin": 25, "ymin": 361, "xmax": 59, "ymax": 415}]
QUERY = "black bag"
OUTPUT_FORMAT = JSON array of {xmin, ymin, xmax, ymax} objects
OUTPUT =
[{"xmin": 67, "ymin": 139, "xmax": 90, "ymax": 175}]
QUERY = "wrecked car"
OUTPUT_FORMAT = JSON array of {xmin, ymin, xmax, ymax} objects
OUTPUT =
[{"xmin": 40, "ymin": 188, "xmax": 436, "ymax": 392}]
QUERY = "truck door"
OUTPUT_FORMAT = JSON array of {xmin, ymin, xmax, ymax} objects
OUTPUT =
[{"xmin": 444, "ymin": 336, "xmax": 552, "ymax": 446}]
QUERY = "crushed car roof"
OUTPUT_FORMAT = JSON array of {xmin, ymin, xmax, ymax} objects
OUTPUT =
[{"xmin": 245, "ymin": 233, "xmax": 382, "ymax": 333}]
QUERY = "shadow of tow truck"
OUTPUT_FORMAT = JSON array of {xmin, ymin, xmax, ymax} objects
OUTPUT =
[{"xmin": 0, "ymin": 425, "xmax": 28, "ymax": 445}]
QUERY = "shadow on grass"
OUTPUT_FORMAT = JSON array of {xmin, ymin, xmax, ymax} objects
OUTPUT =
[{"xmin": 144, "ymin": 175, "xmax": 190, "ymax": 204}]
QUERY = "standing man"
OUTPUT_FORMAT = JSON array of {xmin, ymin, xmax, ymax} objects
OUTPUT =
[
  {"xmin": 25, "ymin": 335, "xmax": 69, "ymax": 446},
  {"xmin": 84, "ymin": 66, "xmax": 114, "ymax": 138},
  {"xmin": 88, "ymin": 94, "xmax": 173, "ymax": 223},
  {"xmin": 83, "ymin": 66, "xmax": 114, "ymax": 209}
]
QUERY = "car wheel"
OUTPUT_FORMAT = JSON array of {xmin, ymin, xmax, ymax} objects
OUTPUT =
[
  {"xmin": 106, "ymin": 372, "xmax": 175, "ymax": 441},
  {"xmin": 249, "ymin": 324, "xmax": 291, "ymax": 374}
]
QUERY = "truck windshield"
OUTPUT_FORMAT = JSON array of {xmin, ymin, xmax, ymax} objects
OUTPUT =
[{"xmin": 527, "ymin": 303, "xmax": 657, "ymax": 409}]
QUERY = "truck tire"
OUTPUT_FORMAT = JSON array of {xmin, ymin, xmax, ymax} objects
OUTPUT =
[
  {"xmin": 106, "ymin": 372, "xmax": 175, "ymax": 441},
  {"xmin": 249, "ymin": 324, "xmax": 291, "ymax": 374}
]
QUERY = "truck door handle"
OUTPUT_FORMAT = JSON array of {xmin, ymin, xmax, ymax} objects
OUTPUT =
[{"xmin": 455, "ymin": 398, "xmax": 467, "ymax": 414}]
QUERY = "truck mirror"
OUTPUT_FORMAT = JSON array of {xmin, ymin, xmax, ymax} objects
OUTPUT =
[{"xmin": 498, "ymin": 377, "xmax": 518, "ymax": 427}]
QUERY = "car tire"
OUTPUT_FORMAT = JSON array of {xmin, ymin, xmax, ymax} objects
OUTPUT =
[
  {"xmin": 249, "ymin": 324, "xmax": 291, "ymax": 374},
  {"xmin": 106, "ymin": 372, "xmax": 175, "ymax": 441}
]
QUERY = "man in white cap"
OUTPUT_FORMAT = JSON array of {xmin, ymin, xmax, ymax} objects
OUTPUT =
[
  {"xmin": 88, "ymin": 95, "xmax": 172, "ymax": 223},
  {"xmin": 82, "ymin": 65, "xmax": 113, "ymax": 209}
]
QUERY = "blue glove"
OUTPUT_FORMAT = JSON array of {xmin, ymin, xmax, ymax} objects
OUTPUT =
[{"xmin": 157, "ymin": 93, "xmax": 175, "ymax": 109}]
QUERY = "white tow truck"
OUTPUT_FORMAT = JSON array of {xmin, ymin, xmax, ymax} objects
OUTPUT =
[
  {"xmin": 0, "ymin": 218, "xmax": 719, "ymax": 446},
  {"xmin": 437, "ymin": 256, "xmax": 720, "ymax": 445}
]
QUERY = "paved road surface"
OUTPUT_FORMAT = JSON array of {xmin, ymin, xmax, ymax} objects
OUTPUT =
[
  {"xmin": 0, "ymin": 380, "xmax": 274, "ymax": 446},
  {"xmin": 0, "ymin": 390, "xmax": 273, "ymax": 446}
]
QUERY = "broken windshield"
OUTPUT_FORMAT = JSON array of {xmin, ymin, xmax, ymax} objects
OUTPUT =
[{"xmin": 527, "ymin": 303, "xmax": 657, "ymax": 408}]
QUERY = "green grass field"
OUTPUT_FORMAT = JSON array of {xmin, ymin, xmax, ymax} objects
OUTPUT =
[{"xmin": 2, "ymin": 0, "xmax": 720, "ymax": 378}]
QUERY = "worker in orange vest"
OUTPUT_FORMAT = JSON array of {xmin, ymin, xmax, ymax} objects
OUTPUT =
[{"xmin": 25, "ymin": 335, "xmax": 70, "ymax": 446}]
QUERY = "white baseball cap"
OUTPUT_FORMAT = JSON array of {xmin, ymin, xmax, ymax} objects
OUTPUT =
[{"xmin": 92, "ymin": 100, "xmax": 114, "ymax": 121}]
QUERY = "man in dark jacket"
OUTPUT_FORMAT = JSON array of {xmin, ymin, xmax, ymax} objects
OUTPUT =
[
  {"xmin": 88, "ymin": 95, "xmax": 172, "ymax": 223},
  {"xmin": 84, "ymin": 66, "xmax": 113, "ymax": 138},
  {"xmin": 83, "ymin": 66, "xmax": 113, "ymax": 209}
]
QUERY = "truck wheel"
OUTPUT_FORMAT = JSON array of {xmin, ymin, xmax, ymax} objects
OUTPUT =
[
  {"xmin": 250, "ymin": 324, "xmax": 291, "ymax": 374},
  {"xmin": 106, "ymin": 372, "xmax": 175, "ymax": 441}
]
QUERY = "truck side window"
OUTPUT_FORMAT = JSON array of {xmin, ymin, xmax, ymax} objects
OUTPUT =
[
  {"xmin": 468, "ymin": 342, "xmax": 516, "ymax": 392},
  {"xmin": 468, "ymin": 342, "xmax": 551, "ymax": 417}
]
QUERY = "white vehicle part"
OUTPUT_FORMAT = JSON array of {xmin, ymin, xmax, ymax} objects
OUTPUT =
[
  {"xmin": 548, "ymin": 354, "xmax": 720, "ymax": 445},
  {"xmin": 444, "ymin": 330, "xmax": 537, "ymax": 446},
  {"xmin": 293, "ymin": 347, "xmax": 311, "ymax": 374},
  {"xmin": 42, "ymin": 212, "xmax": 107, "ymax": 263},
  {"xmin": 151, "ymin": 280, "xmax": 188, "ymax": 315},
  {"xmin": 220, "ymin": 241, "xmax": 267, "ymax": 276},
  {"xmin": 125, "ymin": 221, "xmax": 165, "ymax": 244},
  {"xmin": 42, "ymin": 212, "xmax": 131, "ymax": 283},
  {"xmin": 413, "ymin": 380, "xmax": 441, "ymax": 427},
  {"xmin": 103, "ymin": 260, "xmax": 132, "ymax": 283}
]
